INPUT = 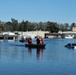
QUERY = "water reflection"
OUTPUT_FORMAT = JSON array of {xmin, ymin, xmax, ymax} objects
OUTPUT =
[
  {"xmin": 0, "ymin": 42, "xmax": 45, "ymax": 61},
  {"xmin": 28, "ymin": 47, "xmax": 44, "ymax": 60},
  {"xmin": 36, "ymin": 48, "xmax": 44, "ymax": 59}
]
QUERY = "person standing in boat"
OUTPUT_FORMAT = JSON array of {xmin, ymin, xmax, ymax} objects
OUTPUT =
[
  {"xmin": 28, "ymin": 38, "xmax": 32, "ymax": 44},
  {"xmin": 36, "ymin": 36, "xmax": 40, "ymax": 45}
]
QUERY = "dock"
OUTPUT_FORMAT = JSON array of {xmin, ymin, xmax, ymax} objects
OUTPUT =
[{"xmin": 0, "ymin": 34, "xmax": 18, "ymax": 41}]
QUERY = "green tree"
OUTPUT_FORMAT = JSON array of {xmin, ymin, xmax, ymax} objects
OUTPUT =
[
  {"xmin": 0, "ymin": 24, "xmax": 3, "ymax": 32},
  {"xmin": 47, "ymin": 21, "xmax": 59, "ymax": 32},
  {"xmin": 64, "ymin": 23, "xmax": 70, "ymax": 31},
  {"xmin": 11, "ymin": 18, "xmax": 18, "ymax": 31},
  {"xmin": 20, "ymin": 20, "xmax": 29, "ymax": 31},
  {"xmin": 5, "ymin": 22, "xmax": 13, "ymax": 31}
]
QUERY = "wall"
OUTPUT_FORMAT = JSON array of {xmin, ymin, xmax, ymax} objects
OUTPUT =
[{"xmin": 19, "ymin": 31, "xmax": 49, "ymax": 38}]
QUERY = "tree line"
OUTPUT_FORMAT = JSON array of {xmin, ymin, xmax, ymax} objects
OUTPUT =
[{"xmin": 0, "ymin": 18, "xmax": 76, "ymax": 33}]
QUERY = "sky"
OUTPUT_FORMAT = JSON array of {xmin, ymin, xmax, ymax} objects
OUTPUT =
[{"xmin": 0, "ymin": 0, "xmax": 76, "ymax": 24}]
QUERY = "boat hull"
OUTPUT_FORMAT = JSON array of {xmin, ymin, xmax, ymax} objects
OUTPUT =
[
  {"xmin": 19, "ymin": 40, "xmax": 27, "ymax": 42},
  {"xmin": 25, "ymin": 44, "xmax": 46, "ymax": 48}
]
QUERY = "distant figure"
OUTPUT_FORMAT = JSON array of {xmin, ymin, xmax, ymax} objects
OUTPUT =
[
  {"xmin": 26, "ymin": 37, "xmax": 28, "ymax": 41},
  {"xmin": 28, "ymin": 38, "xmax": 32, "ymax": 44},
  {"xmin": 21, "ymin": 36, "xmax": 24, "ymax": 41}
]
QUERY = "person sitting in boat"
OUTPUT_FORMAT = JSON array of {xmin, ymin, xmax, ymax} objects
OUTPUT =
[
  {"xmin": 28, "ymin": 38, "xmax": 32, "ymax": 44},
  {"xmin": 40, "ymin": 38, "xmax": 44, "ymax": 45}
]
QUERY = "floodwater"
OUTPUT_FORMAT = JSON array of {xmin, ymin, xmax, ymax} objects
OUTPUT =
[{"xmin": 0, "ymin": 39, "xmax": 76, "ymax": 75}]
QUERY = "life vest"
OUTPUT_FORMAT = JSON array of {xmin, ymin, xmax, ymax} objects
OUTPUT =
[
  {"xmin": 28, "ymin": 38, "xmax": 32, "ymax": 44},
  {"xmin": 40, "ymin": 39, "xmax": 44, "ymax": 45}
]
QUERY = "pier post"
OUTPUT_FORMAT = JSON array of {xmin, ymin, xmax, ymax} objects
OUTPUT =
[{"xmin": 4, "ymin": 34, "xmax": 8, "ymax": 41}]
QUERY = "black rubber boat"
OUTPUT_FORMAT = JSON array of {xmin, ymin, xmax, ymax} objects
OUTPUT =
[
  {"xmin": 25, "ymin": 44, "xmax": 46, "ymax": 48},
  {"xmin": 65, "ymin": 43, "xmax": 76, "ymax": 48}
]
